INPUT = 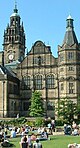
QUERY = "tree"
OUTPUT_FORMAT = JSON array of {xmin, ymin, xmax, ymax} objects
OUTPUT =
[
  {"xmin": 29, "ymin": 91, "xmax": 44, "ymax": 117},
  {"xmin": 58, "ymin": 98, "xmax": 77, "ymax": 124},
  {"xmin": 76, "ymin": 96, "xmax": 80, "ymax": 119}
]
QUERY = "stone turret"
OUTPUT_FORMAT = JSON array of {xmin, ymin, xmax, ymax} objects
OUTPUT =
[{"xmin": 63, "ymin": 15, "xmax": 78, "ymax": 46}]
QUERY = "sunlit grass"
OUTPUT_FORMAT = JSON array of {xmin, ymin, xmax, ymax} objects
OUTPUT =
[{"xmin": 9, "ymin": 135, "xmax": 80, "ymax": 148}]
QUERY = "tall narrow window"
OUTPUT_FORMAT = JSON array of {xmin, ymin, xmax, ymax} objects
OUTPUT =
[
  {"xmin": 61, "ymin": 83, "xmax": 64, "ymax": 91},
  {"xmin": 11, "ymin": 101, "xmax": 16, "ymax": 111},
  {"xmin": 23, "ymin": 76, "xmax": 31, "ymax": 89},
  {"xmin": 68, "ymin": 52, "xmax": 74, "ymax": 60},
  {"xmin": 12, "ymin": 36, "xmax": 14, "ymax": 43},
  {"xmin": 12, "ymin": 29, "xmax": 14, "ymax": 35},
  {"xmin": 69, "ymin": 82, "xmax": 74, "ymax": 94},
  {"xmin": 11, "ymin": 101, "xmax": 14, "ymax": 110},
  {"xmin": 23, "ymin": 102, "xmax": 29, "ymax": 111},
  {"xmin": 46, "ymin": 75, "xmax": 54, "ymax": 89},
  {"xmin": 34, "ymin": 75, "xmax": 42, "ymax": 90}
]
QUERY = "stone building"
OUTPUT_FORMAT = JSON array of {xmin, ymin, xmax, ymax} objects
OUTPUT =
[
  {"xmin": 0, "ymin": 4, "xmax": 80, "ymax": 117},
  {"xmin": 0, "ymin": 65, "xmax": 20, "ymax": 117}
]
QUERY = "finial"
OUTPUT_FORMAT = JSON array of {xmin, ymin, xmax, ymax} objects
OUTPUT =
[
  {"xmin": 14, "ymin": 0, "xmax": 18, "ymax": 13},
  {"xmin": 67, "ymin": 15, "xmax": 73, "ymax": 20},
  {"xmin": 15, "ymin": 0, "xmax": 17, "ymax": 9},
  {"xmin": 14, "ymin": 0, "xmax": 17, "ymax": 8}
]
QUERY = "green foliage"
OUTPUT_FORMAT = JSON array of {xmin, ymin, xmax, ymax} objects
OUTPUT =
[
  {"xmin": 35, "ymin": 117, "xmax": 44, "ymax": 127},
  {"xmin": 0, "ymin": 117, "xmax": 27, "ymax": 126},
  {"xmin": 55, "ymin": 119, "xmax": 64, "ymax": 126},
  {"xmin": 26, "ymin": 120, "xmax": 35, "ymax": 127},
  {"xmin": 76, "ymin": 97, "xmax": 80, "ymax": 119},
  {"xmin": 44, "ymin": 118, "xmax": 51, "ymax": 126},
  {"xmin": 29, "ymin": 91, "xmax": 44, "ymax": 117},
  {"xmin": 57, "ymin": 98, "xmax": 77, "ymax": 124}
]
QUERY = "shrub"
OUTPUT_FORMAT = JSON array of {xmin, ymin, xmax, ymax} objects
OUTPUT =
[
  {"xmin": 26, "ymin": 120, "xmax": 35, "ymax": 127},
  {"xmin": 55, "ymin": 119, "xmax": 64, "ymax": 126},
  {"xmin": 35, "ymin": 117, "xmax": 44, "ymax": 127}
]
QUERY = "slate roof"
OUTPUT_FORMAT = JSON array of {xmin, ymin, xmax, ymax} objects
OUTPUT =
[
  {"xmin": 63, "ymin": 15, "xmax": 78, "ymax": 46},
  {"xmin": 5, "ymin": 60, "xmax": 20, "ymax": 69},
  {"xmin": 0, "ymin": 65, "xmax": 18, "ymax": 78},
  {"xmin": 63, "ymin": 30, "xmax": 78, "ymax": 46}
]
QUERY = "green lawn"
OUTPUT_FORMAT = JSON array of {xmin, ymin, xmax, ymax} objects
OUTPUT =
[{"xmin": 8, "ymin": 135, "xmax": 80, "ymax": 148}]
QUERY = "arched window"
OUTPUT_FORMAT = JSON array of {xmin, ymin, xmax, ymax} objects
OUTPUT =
[
  {"xmin": 46, "ymin": 75, "xmax": 54, "ymax": 89},
  {"xmin": 23, "ymin": 76, "xmax": 31, "ymax": 89},
  {"xmin": 34, "ymin": 75, "xmax": 42, "ymax": 90}
]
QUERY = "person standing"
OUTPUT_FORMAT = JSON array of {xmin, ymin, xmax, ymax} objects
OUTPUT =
[{"xmin": 51, "ymin": 119, "xmax": 55, "ymax": 132}]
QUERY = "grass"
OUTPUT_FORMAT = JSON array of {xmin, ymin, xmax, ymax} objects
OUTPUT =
[{"xmin": 8, "ymin": 135, "xmax": 80, "ymax": 148}]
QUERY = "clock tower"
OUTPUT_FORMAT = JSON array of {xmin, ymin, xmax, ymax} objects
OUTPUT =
[{"xmin": 3, "ymin": 3, "xmax": 26, "ymax": 64}]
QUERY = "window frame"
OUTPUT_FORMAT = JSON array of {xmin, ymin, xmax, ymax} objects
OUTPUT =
[{"xmin": 46, "ymin": 75, "xmax": 54, "ymax": 89}]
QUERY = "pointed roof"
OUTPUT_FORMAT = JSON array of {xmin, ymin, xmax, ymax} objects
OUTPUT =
[
  {"xmin": 10, "ymin": 1, "xmax": 20, "ymax": 17},
  {"xmin": 63, "ymin": 15, "xmax": 78, "ymax": 46}
]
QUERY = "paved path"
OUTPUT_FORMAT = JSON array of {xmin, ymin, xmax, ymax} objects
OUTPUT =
[{"xmin": 52, "ymin": 131, "xmax": 64, "ymax": 135}]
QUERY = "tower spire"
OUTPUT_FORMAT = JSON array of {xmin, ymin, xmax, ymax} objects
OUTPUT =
[{"xmin": 14, "ymin": 0, "xmax": 18, "ymax": 13}]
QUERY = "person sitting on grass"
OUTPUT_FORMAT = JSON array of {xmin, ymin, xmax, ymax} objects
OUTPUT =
[
  {"xmin": 27, "ymin": 135, "xmax": 33, "ymax": 148},
  {"xmin": 68, "ymin": 143, "xmax": 80, "ymax": 148},
  {"xmin": 33, "ymin": 138, "xmax": 42, "ymax": 148},
  {"xmin": 31, "ymin": 133, "xmax": 37, "ymax": 141},
  {"xmin": 72, "ymin": 127, "xmax": 79, "ymax": 136},
  {"xmin": 41, "ymin": 128, "xmax": 48, "ymax": 139},
  {"xmin": 1, "ymin": 139, "xmax": 14, "ymax": 147},
  {"xmin": 20, "ymin": 134, "xmax": 28, "ymax": 148},
  {"xmin": 11, "ymin": 128, "xmax": 16, "ymax": 138}
]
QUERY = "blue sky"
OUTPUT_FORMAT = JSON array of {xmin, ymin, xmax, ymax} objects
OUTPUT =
[{"xmin": 0, "ymin": 0, "xmax": 80, "ymax": 57}]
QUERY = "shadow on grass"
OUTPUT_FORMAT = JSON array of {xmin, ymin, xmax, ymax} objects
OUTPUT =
[{"xmin": 1, "ymin": 143, "xmax": 16, "ymax": 148}]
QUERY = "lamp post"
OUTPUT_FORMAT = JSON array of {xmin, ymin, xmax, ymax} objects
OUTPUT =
[
  {"xmin": 2, "ymin": 81, "xmax": 5, "ymax": 118},
  {"xmin": 45, "ymin": 77, "xmax": 48, "ymax": 117},
  {"xmin": 56, "ymin": 75, "xmax": 60, "ymax": 118}
]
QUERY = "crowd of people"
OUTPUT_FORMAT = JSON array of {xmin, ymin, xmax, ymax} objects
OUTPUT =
[
  {"xmin": 19, "ymin": 125, "xmax": 51, "ymax": 148},
  {"xmin": 20, "ymin": 134, "xmax": 43, "ymax": 148},
  {"xmin": 2, "ymin": 119, "xmax": 80, "ymax": 148},
  {"xmin": 0, "ymin": 119, "xmax": 55, "ymax": 147},
  {"xmin": 64, "ymin": 121, "xmax": 80, "ymax": 136}
]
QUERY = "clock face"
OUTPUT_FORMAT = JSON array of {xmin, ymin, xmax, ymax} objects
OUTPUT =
[{"xmin": 9, "ymin": 54, "xmax": 14, "ymax": 60}]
